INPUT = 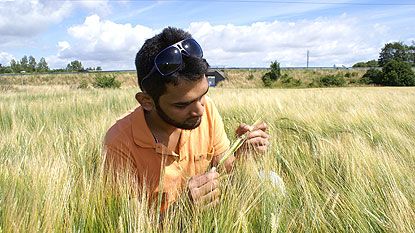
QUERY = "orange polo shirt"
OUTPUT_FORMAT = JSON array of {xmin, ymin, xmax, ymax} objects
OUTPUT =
[{"xmin": 104, "ymin": 96, "xmax": 230, "ymax": 210}]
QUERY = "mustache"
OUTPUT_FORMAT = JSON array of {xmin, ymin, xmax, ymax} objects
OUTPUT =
[{"xmin": 187, "ymin": 116, "xmax": 201, "ymax": 121}]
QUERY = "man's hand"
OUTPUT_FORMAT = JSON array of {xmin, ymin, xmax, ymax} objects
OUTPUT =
[
  {"xmin": 188, "ymin": 168, "xmax": 221, "ymax": 207},
  {"xmin": 235, "ymin": 122, "xmax": 270, "ymax": 155}
]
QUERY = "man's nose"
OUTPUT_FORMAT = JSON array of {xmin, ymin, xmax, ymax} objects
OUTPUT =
[{"xmin": 190, "ymin": 100, "xmax": 205, "ymax": 117}]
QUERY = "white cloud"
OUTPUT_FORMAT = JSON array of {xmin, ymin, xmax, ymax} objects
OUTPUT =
[
  {"xmin": 0, "ymin": 51, "xmax": 15, "ymax": 66},
  {"xmin": 58, "ymin": 41, "xmax": 71, "ymax": 52},
  {"xmin": 54, "ymin": 14, "xmax": 389, "ymax": 69},
  {"xmin": 0, "ymin": 0, "xmax": 110, "ymax": 41},
  {"xmin": 58, "ymin": 15, "xmax": 157, "ymax": 69},
  {"xmin": 0, "ymin": 0, "xmax": 72, "ymax": 38},
  {"xmin": 188, "ymin": 15, "xmax": 384, "ymax": 67}
]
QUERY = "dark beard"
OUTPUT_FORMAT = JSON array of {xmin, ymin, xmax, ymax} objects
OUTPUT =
[{"xmin": 155, "ymin": 102, "xmax": 202, "ymax": 130}]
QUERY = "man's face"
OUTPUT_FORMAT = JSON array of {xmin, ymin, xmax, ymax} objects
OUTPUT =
[{"xmin": 155, "ymin": 76, "xmax": 209, "ymax": 130}]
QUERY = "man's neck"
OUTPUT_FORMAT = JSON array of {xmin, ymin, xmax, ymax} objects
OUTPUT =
[{"xmin": 144, "ymin": 110, "xmax": 179, "ymax": 140}]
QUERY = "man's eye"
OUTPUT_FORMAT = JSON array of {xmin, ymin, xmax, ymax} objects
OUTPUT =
[{"xmin": 175, "ymin": 104, "xmax": 187, "ymax": 109}]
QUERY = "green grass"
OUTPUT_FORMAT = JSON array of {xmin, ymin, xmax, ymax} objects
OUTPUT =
[{"xmin": 1, "ymin": 86, "xmax": 414, "ymax": 232}]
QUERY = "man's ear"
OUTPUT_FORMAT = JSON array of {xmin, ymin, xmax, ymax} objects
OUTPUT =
[{"xmin": 135, "ymin": 92, "xmax": 154, "ymax": 111}]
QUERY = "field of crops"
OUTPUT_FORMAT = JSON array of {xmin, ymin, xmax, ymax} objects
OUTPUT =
[{"xmin": 1, "ymin": 86, "xmax": 414, "ymax": 232}]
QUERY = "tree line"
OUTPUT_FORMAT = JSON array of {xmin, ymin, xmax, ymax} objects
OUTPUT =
[
  {"xmin": 357, "ymin": 41, "xmax": 415, "ymax": 86},
  {"xmin": 0, "ymin": 56, "xmax": 101, "ymax": 74},
  {"xmin": 353, "ymin": 41, "xmax": 415, "ymax": 68}
]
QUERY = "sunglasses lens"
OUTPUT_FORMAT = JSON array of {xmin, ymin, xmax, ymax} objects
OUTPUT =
[
  {"xmin": 155, "ymin": 47, "xmax": 182, "ymax": 75},
  {"xmin": 182, "ymin": 39, "xmax": 203, "ymax": 58}
]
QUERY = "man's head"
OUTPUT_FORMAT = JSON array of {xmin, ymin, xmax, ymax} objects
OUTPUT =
[
  {"xmin": 135, "ymin": 27, "xmax": 209, "ymax": 101},
  {"xmin": 135, "ymin": 27, "xmax": 210, "ymax": 130}
]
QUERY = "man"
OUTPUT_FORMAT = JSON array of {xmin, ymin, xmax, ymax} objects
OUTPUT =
[{"xmin": 104, "ymin": 27, "xmax": 269, "ymax": 211}]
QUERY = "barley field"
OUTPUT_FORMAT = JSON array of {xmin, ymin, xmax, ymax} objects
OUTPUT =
[{"xmin": 0, "ymin": 86, "xmax": 414, "ymax": 232}]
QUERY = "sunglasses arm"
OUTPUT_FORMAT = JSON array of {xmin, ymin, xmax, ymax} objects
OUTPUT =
[{"xmin": 140, "ymin": 66, "xmax": 157, "ymax": 89}]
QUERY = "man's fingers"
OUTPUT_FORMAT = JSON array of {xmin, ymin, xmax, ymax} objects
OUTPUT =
[
  {"xmin": 191, "ymin": 181, "xmax": 219, "ymax": 202},
  {"xmin": 195, "ymin": 178, "xmax": 219, "ymax": 197},
  {"xmin": 188, "ymin": 170, "xmax": 220, "ymax": 202},
  {"xmin": 245, "ymin": 137, "xmax": 269, "ymax": 148},
  {"xmin": 188, "ymin": 171, "xmax": 219, "ymax": 189},
  {"xmin": 204, "ymin": 199, "xmax": 220, "ymax": 209},
  {"xmin": 246, "ymin": 129, "xmax": 269, "ymax": 140},
  {"xmin": 237, "ymin": 122, "xmax": 269, "ymax": 137},
  {"xmin": 236, "ymin": 123, "xmax": 252, "ymax": 136},
  {"xmin": 199, "ymin": 187, "xmax": 221, "ymax": 205}
]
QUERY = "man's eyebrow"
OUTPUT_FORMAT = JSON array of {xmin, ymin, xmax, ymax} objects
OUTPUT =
[{"xmin": 173, "ymin": 87, "xmax": 209, "ymax": 105}]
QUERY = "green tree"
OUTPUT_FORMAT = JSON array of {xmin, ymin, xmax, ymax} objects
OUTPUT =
[
  {"xmin": 352, "ymin": 59, "xmax": 378, "ymax": 68},
  {"xmin": 66, "ymin": 60, "xmax": 84, "ymax": 72},
  {"xmin": 382, "ymin": 60, "xmax": 415, "ymax": 86},
  {"xmin": 10, "ymin": 59, "xmax": 20, "ymax": 73},
  {"xmin": 366, "ymin": 59, "xmax": 378, "ymax": 67},
  {"xmin": 20, "ymin": 55, "xmax": 28, "ymax": 72},
  {"xmin": 361, "ymin": 68, "xmax": 383, "ymax": 85},
  {"xmin": 262, "ymin": 60, "xmax": 281, "ymax": 87},
  {"xmin": 378, "ymin": 42, "xmax": 410, "ymax": 67},
  {"xmin": 36, "ymin": 57, "xmax": 49, "ymax": 72},
  {"xmin": 269, "ymin": 60, "xmax": 281, "ymax": 80},
  {"xmin": 352, "ymin": 62, "xmax": 367, "ymax": 68},
  {"xmin": 28, "ymin": 56, "xmax": 36, "ymax": 72}
]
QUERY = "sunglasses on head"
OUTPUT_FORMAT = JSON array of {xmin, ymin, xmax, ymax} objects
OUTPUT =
[{"xmin": 140, "ymin": 38, "xmax": 203, "ymax": 88}]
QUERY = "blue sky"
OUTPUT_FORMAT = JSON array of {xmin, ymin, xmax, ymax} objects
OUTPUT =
[{"xmin": 0, "ymin": 0, "xmax": 414, "ymax": 70}]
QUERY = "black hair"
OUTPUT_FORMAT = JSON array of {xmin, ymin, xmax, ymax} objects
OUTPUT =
[{"xmin": 135, "ymin": 27, "xmax": 209, "ymax": 103}]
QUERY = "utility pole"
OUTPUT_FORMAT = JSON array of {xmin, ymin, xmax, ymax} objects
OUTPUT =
[{"xmin": 306, "ymin": 50, "xmax": 309, "ymax": 68}]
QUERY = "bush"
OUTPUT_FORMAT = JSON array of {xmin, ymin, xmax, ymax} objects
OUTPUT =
[
  {"xmin": 319, "ymin": 75, "xmax": 346, "ymax": 87},
  {"xmin": 361, "ymin": 68, "xmax": 383, "ymax": 85},
  {"xmin": 344, "ymin": 72, "xmax": 352, "ymax": 78},
  {"xmin": 262, "ymin": 75, "xmax": 273, "ymax": 87},
  {"xmin": 269, "ymin": 61, "xmax": 281, "ymax": 79},
  {"xmin": 262, "ymin": 60, "xmax": 281, "ymax": 87},
  {"xmin": 382, "ymin": 60, "xmax": 415, "ymax": 86},
  {"xmin": 93, "ymin": 74, "xmax": 121, "ymax": 88},
  {"xmin": 3, "ymin": 67, "xmax": 13, "ymax": 73},
  {"xmin": 78, "ymin": 80, "xmax": 89, "ymax": 89},
  {"xmin": 344, "ymin": 72, "xmax": 358, "ymax": 78},
  {"xmin": 280, "ymin": 74, "xmax": 302, "ymax": 87}
]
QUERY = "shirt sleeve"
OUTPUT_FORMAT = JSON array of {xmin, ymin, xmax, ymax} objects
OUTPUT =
[
  {"xmin": 207, "ymin": 97, "xmax": 230, "ymax": 157},
  {"xmin": 103, "ymin": 127, "xmax": 138, "ymax": 178},
  {"xmin": 104, "ymin": 144, "xmax": 137, "ymax": 174}
]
